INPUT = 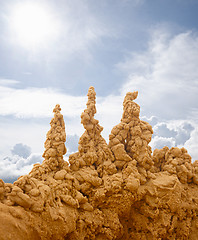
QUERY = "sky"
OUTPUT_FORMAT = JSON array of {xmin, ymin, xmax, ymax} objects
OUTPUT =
[{"xmin": 0, "ymin": 0, "xmax": 198, "ymax": 182}]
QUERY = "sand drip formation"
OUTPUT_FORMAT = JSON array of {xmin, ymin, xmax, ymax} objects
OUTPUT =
[{"xmin": 0, "ymin": 87, "xmax": 198, "ymax": 240}]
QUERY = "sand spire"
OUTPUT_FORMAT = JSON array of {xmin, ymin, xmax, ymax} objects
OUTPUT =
[{"xmin": 42, "ymin": 104, "xmax": 67, "ymax": 170}]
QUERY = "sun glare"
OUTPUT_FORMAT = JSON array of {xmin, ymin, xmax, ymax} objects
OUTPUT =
[{"xmin": 8, "ymin": 2, "xmax": 60, "ymax": 49}]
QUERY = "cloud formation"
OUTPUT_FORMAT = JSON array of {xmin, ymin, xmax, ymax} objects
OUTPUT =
[
  {"xmin": 0, "ymin": 142, "xmax": 43, "ymax": 182},
  {"xmin": 0, "ymin": 152, "xmax": 43, "ymax": 183},
  {"xmin": 184, "ymin": 128, "xmax": 198, "ymax": 161},
  {"xmin": 150, "ymin": 136, "xmax": 176, "ymax": 150},
  {"xmin": 153, "ymin": 121, "xmax": 194, "ymax": 145},
  {"xmin": 119, "ymin": 29, "xmax": 198, "ymax": 120},
  {"xmin": 11, "ymin": 143, "xmax": 31, "ymax": 158},
  {"xmin": 148, "ymin": 119, "xmax": 197, "ymax": 161},
  {"xmin": 0, "ymin": 81, "xmax": 86, "ymax": 118}
]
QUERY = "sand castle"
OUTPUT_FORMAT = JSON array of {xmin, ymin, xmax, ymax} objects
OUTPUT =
[{"xmin": 0, "ymin": 86, "xmax": 198, "ymax": 240}]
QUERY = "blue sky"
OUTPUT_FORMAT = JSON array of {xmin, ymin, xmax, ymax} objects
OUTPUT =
[{"xmin": 0, "ymin": 0, "xmax": 198, "ymax": 182}]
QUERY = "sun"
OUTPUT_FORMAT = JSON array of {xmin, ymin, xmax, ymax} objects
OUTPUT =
[{"xmin": 8, "ymin": 2, "xmax": 60, "ymax": 49}]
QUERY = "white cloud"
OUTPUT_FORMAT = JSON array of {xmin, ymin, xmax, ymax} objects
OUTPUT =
[
  {"xmin": 0, "ymin": 153, "xmax": 42, "ymax": 183},
  {"xmin": 141, "ymin": 115, "xmax": 158, "ymax": 127},
  {"xmin": 0, "ymin": 78, "xmax": 19, "ymax": 86},
  {"xmin": 11, "ymin": 143, "xmax": 31, "ymax": 158},
  {"xmin": 0, "ymin": 84, "xmax": 86, "ymax": 118},
  {"xmin": 184, "ymin": 128, "xmax": 198, "ymax": 161},
  {"xmin": 0, "ymin": 115, "xmax": 49, "ymax": 164},
  {"xmin": 150, "ymin": 136, "xmax": 176, "ymax": 150},
  {"xmin": 149, "ymin": 119, "xmax": 197, "ymax": 161},
  {"xmin": 118, "ymin": 29, "xmax": 198, "ymax": 120},
  {"xmin": 152, "ymin": 121, "xmax": 195, "ymax": 145},
  {"xmin": 153, "ymin": 123, "xmax": 177, "ymax": 138}
]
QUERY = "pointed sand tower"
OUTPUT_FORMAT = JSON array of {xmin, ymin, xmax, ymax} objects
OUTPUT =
[
  {"xmin": 42, "ymin": 104, "xmax": 67, "ymax": 170},
  {"xmin": 69, "ymin": 86, "xmax": 114, "ymax": 171}
]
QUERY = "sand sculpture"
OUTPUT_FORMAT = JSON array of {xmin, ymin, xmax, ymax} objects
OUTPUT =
[{"xmin": 0, "ymin": 86, "xmax": 198, "ymax": 240}]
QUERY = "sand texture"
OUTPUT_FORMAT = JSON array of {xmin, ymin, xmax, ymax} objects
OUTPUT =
[{"xmin": 0, "ymin": 87, "xmax": 198, "ymax": 240}]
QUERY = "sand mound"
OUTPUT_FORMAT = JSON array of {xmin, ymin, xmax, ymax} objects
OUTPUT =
[{"xmin": 1, "ymin": 87, "xmax": 198, "ymax": 240}]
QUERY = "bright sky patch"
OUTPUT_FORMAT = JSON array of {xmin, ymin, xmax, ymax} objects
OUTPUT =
[{"xmin": 8, "ymin": 2, "xmax": 60, "ymax": 49}]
